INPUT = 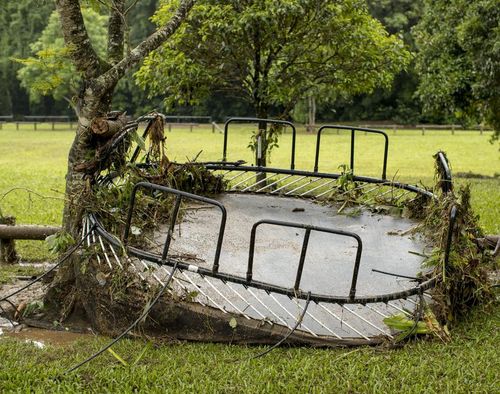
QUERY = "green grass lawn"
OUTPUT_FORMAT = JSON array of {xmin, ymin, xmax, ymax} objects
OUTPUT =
[
  {"xmin": 0, "ymin": 303, "xmax": 498, "ymax": 392},
  {"xmin": 0, "ymin": 122, "xmax": 498, "ymax": 392}
]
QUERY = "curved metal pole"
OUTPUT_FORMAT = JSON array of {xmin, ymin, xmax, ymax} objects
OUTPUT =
[
  {"xmin": 223, "ymin": 117, "xmax": 297, "ymax": 169},
  {"xmin": 314, "ymin": 125, "xmax": 389, "ymax": 180},
  {"xmin": 436, "ymin": 151, "xmax": 453, "ymax": 193},
  {"xmin": 124, "ymin": 181, "xmax": 227, "ymax": 272},
  {"xmin": 247, "ymin": 219, "xmax": 363, "ymax": 300}
]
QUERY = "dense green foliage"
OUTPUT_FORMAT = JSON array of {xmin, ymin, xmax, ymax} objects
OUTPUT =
[
  {"xmin": 15, "ymin": 9, "xmax": 108, "ymax": 107},
  {"xmin": 136, "ymin": 0, "xmax": 410, "ymax": 119},
  {"xmin": 0, "ymin": 1, "xmax": 56, "ymax": 115},
  {"xmin": 414, "ymin": 0, "xmax": 500, "ymax": 137},
  {"xmin": 4, "ymin": 0, "xmax": 164, "ymax": 117},
  {"xmin": 1, "ymin": 1, "xmax": 499, "ymax": 128},
  {"xmin": 331, "ymin": 0, "xmax": 424, "ymax": 124}
]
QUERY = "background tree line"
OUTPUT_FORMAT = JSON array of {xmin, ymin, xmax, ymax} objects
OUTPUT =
[{"xmin": 0, "ymin": 0, "xmax": 498, "ymax": 132}]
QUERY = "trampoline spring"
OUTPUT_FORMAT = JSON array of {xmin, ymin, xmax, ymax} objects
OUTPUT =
[
  {"xmin": 160, "ymin": 265, "xmax": 206, "ymax": 306},
  {"xmin": 291, "ymin": 298, "xmax": 342, "ymax": 339},
  {"xmin": 365, "ymin": 304, "xmax": 389, "ymax": 319},
  {"xmin": 337, "ymin": 182, "xmax": 377, "ymax": 198},
  {"xmin": 284, "ymin": 178, "xmax": 321, "ymax": 196},
  {"xmin": 160, "ymin": 266, "xmax": 186, "ymax": 289},
  {"xmin": 270, "ymin": 176, "xmax": 307, "ymax": 194},
  {"xmin": 315, "ymin": 186, "xmax": 339, "ymax": 198},
  {"xmin": 226, "ymin": 171, "xmax": 249, "ymax": 182},
  {"xmin": 107, "ymin": 243, "xmax": 124, "ymax": 270},
  {"xmin": 90, "ymin": 225, "xmax": 103, "ymax": 266},
  {"xmin": 139, "ymin": 260, "xmax": 172, "ymax": 291},
  {"xmin": 247, "ymin": 288, "xmax": 292, "ymax": 329},
  {"xmin": 393, "ymin": 190, "xmax": 413, "ymax": 202},
  {"xmin": 363, "ymin": 187, "xmax": 396, "ymax": 204},
  {"xmin": 226, "ymin": 283, "xmax": 267, "ymax": 320},
  {"xmin": 299, "ymin": 179, "xmax": 336, "ymax": 197},
  {"xmin": 386, "ymin": 301, "xmax": 412, "ymax": 316},
  {"xmin": 342, "ymin": 305, "xmax": 393, "ymax": 338},
  {"xmin": 85, "ymin": 220, "xmax": 92, "ymax": 248},
  {"xmin": 317, "ymin": 303, "xmax": 370, "ymax": 340},
  {"xmin": 161, "ymin": 266, "xmax": 204, "ymax": 304},
  {"xmin": 405, "ymin": 194, "xmax": 425, "ymax": 205},
  {"xmin": 241, "ymin": 175, "xmax": 276, "ymax": 192},
  {"xmin": 180, "ymin": 270, "xmax": 227, "ymax": 313},
  {"xmin": 126, "ymin": 256, "xmax": 146, "ymax": 281},
  {"xmin": 315, "ymin": 180, "xmax": 378, "ymax": 198},
  {"xmin": 423, "ymin": 292, "xmax": 433, "ymax": 301},
  {"xmin": 81, "ymin": 218, "xmax": 87, "ymax": 240},
  {"xmin": 256, "ymin": 174, "xmax": 292, "ymax": 192},
  {"xmin": 230, "ymin": 172, "xmax": 263, "ymax": 190},
  {"xmin": 405, "ymin": 297, "xmax": 419, "ymax": 307},
  {"xmin": 97, "ymin": 236, "xmax": 113, "ymax": 270},
  {"xmin": 201, "ymin": 276, "xmax": 251, "ymax": 319},
  {"xmin": 268, "ymin": 293, "xmax": 317, "ymax": 336}
]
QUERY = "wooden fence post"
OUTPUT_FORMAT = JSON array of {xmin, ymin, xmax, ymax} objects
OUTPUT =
[{"xmin": 0, "ymin": 216, "xmax": 18, "ymax": 264}]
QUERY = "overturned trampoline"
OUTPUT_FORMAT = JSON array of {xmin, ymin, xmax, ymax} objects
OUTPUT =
[{"xmin": 74, "ymin": 114, "xmax": 458, "ymax": 347}]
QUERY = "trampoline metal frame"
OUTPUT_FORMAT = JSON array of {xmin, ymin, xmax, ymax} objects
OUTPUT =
[{"xmin": 89, "ymin": 116, "xmax": 455, "ymax": 307}]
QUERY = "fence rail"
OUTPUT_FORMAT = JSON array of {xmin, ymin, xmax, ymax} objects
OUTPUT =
[{"xmin": 0, "ymin": 114, "xmax": 493, "ymax": 135}]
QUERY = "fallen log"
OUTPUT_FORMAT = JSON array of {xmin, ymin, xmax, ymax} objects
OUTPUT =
[{"xmin": 0, "ymin": 225, "xmax": 60, "ymax": 240}]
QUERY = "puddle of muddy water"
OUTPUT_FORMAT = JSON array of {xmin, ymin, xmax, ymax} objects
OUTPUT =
[{"xmin": 0, "ymin": 325, "xmax": 92, "ymax": 347}]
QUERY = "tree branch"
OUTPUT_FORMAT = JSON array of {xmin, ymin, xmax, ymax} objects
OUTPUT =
[
  {"xmin": 108, "ymin": 0, "xmax": 126, "ymax": 64},
  {"xmin": 97, "ymin": 0, "xmax": 195, "ymax": 91},
  {"xmin": 55, "ymin": 0, "xmax": 101, "ymax": 78}
]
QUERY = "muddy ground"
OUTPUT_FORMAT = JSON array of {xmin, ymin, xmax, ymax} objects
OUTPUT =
[{"xmin": 0, "ymin": 263, "xmax": 93, "ymax": 347}]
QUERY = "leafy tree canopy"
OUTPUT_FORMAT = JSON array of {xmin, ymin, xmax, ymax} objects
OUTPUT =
[
  {"xmin": 15, "ymin": 8, "xmax": 107, "ymax": 106},
  {"xmin": 136, "ymin": 0, "xmax": 411, "ymax": 118},
  {"xmin": 0, "ymin": 1, "xmax": 54, "ymax": 114},
  {"xmin": 414, "ymin": 0, "xmax": 500, "ymax": 137}
]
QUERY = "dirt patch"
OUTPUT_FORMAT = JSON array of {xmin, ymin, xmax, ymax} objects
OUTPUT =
[
  {"xmin": 0, "ymin": 279, "xmax": 46, "ymax": 316},
  {"xmin": 1, "ymin": 262, "xmax": 95, "ymax": 344}
]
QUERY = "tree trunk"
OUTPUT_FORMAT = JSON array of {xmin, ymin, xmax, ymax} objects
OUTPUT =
[
  {"xmin": 45, "ymin": 85, "xmax": 115, "ymax": 320},
  {"xmin": 0, "ymin": 216, "xmax": 18, "ymax": 264},
  {"xmin": 40, "ymin": 0, "xmax": 195, "ymax": 331},
  {"xmin": 306, "ymin": 95, "xmax": 316, "ymax": 133},
  {"xmin": 255, "ymin": 107, "xmax": 268, "ymax": 184}
]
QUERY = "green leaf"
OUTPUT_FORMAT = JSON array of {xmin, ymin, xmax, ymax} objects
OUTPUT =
[
  {"xmin": 132, "ymin": 342, "xmax": 152, "ymax": 366},
  {"xmin": 107, "ymin": 348, "xmax": 129, "ymax": 367},
  {"xmin": 131, "ymin": 130, "xmax": 147, "ymax": 152},
  {"xmin": 45, "ymin": 231, "xmax": 75, "ymax": 254}
]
